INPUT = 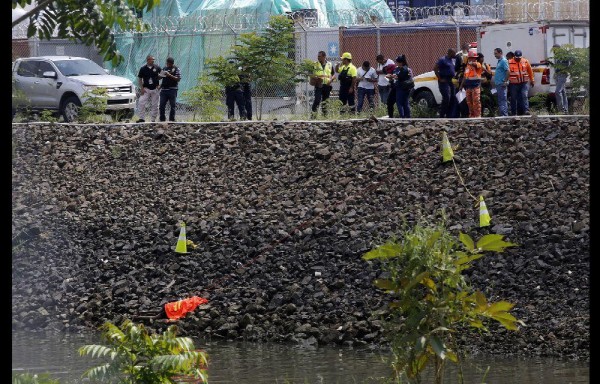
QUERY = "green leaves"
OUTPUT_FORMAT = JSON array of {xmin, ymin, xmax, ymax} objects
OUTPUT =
[
  {"xmin": 79, "ymin": 319, "xmax": 208, "ymax": 383},
  {"xmin": 362, "ymin": 241, "xmax": 402, "ymax": 260},
  {"xmin": 13, "ymin": 0, "xmax": 161, "ymax": 65},
  {"xmin": 362, "ymin": 222, "xmax": 523, "ymax": 383},
  {"xmin": 476, "ymin": 234, "xmax": 518, "ymax": 252}
]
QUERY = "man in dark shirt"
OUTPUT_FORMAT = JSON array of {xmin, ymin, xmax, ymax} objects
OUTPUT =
[
  {"xmin": 433, "ymin": 48, "xmax": 457, "ymax": 118},
  {"xmin": 136, "ymin": 55, "xmax": 161, "ymax": 123},
  {"xmin": 159, "ymin": 57, "xmax": 182, "ymax": 122}
]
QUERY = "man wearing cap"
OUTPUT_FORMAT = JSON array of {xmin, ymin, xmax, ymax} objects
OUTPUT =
[
  {"xmin": 508, "ymin": 49, "xmax": 534, "ymax": 115},
  {"xmin": 335, "ymin": 52, "xmax": 358, "ymax": 114}
]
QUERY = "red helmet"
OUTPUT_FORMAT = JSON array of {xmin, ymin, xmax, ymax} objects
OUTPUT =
[{"xmin": 467, "ymin": 49, "xmax": 478, "ymax": 58}]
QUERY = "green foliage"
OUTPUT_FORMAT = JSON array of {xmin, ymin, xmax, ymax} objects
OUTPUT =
[
  {"xmin": 12, "ymin": 0, "xmax": 160, "ymax": 65},
  {"xmin": 409, "ymin": 101, "xmax": 438, "ymax": 118},
  {"xmin": 363, "ymin": 222, "xmax": 522, "ymax": 384},
  {"xmin": 40, "ymin": 109, "xmax": 59, "ymax": 122},
  {"xmin": 224, "ymin": 15, "xmax": 297, "ymax": 120},
  {"xmin": 181, "ymin": 73, "xmax": 225, "ymax": 121},
  {"xmin": 79, "ymin": 319, "xmax": 208, "ymax": 383},
  {"xmin": 549, "ymin": 44, "xmax": 589, "ymax": 94},
  {"xmin": 79, "ymin": 87, "xmax": 108, "ymax": 122},
  {"xmin": 12, "ymin": 373, "xmax": 60, "ymax": 384}
]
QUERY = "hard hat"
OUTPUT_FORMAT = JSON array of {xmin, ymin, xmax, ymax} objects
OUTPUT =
[
  {"xmin": 514, "ymin": 49, "xmax": 523, "ymax": 57},
  {"xmin": 340, "ymin": 52, "xmax": 352, "ymax": 60},
  {"xmin": 468, "ymin": 49, "xmax": 478, "ymax": 58}
]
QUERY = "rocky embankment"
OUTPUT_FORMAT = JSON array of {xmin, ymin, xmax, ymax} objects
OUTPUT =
[{"xmin": 12, "ymin": 117, "xmax": 589, "ymax": 361}]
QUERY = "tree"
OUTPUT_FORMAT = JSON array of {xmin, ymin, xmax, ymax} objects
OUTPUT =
[
  {"xmin": 205, "ymin": 15, "xmax": 298, "ymax": 120},
  {"xmin": 79, "ymin": 319, "xmax": 208, "ymax": 383},
  {"xmin": 363, "ymin": 222, "xmax": 524, "ymax": 384},
  {"xmin": 11, "ymin": 0, "xmax": 160, "ymax": 65}
]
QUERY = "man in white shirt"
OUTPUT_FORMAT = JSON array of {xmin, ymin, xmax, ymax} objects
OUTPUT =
[
  {"xmin": 375, "ymin": 54, "xmax": 395, "ymax": 104},
  {"xmin": 356, "ymin": 61, "xmax": 378, "ymax": 113}
]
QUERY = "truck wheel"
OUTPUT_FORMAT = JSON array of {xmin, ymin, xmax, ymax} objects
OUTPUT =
[
  {"xmin": 414, "ymin": 90, "xmax": 436, "ymax": 109},
  {"xmin": 61, "ymin": 96, "xmax": 81, "ymax": 122}
]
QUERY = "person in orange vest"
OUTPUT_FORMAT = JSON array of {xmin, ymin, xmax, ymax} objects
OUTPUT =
[
  {"xmin": 459, "ymin": 49, "xmax": 483, "ymax": 118},
  {"xmin": 508, "ymin": 49, "xmax": 535, "ymax": 115}
]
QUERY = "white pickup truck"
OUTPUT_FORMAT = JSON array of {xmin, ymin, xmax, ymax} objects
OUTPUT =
[
  {"xmin": 411, "ymin": 20, "xmax": 589, "ymax": 111},
  {"xmin": 12, "ymin": 56, "xmax": 137, "ymax": 122}
]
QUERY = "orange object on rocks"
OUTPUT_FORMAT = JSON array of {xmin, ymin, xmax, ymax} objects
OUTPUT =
[{"xmin": 164, "ymin": 296, "xmax": 208, "ymax": 320}]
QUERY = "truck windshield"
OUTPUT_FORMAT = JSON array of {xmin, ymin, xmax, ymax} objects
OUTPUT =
[{"xmin": 53, "ymin": 59, "xmax": 106, "ymax": 76}]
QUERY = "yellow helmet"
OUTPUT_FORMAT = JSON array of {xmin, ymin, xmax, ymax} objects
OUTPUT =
[{"xmin": 340, "ymin": 52, "xmax": 352, "ymax": 60}]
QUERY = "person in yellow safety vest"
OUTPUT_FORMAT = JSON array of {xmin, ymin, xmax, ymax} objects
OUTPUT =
[
  {"xmin": 335, "ymin": 52, "xmax": 358, "ymax": 114},
  {"xmin": 508, "ymin": 49, "xmax": 534, "ymax": 116},
  {"xmin": 459, "ymin": 49, "xmax": 483, "ymax": 118},
  {"xmin": 311, "ymin": 50, "xmax": 334, "ymax": 117}
]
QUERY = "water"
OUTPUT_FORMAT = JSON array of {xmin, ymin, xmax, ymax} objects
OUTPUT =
[{"xmin": 12, "ymin": 330, "xmax": 589, "ymax": 384}]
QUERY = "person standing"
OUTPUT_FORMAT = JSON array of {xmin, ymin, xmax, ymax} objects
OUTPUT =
[
  {"xmin": 310, "ymin": 50, "xmax": 334, "ymax": 117},
  {"xmin": 335, "ymin": 52, "xmax": 357, "ymax": 114},
  {"xmin": 136, "ymin": 55, "xmax": 161, "ymax": 123},
  {"xmin": 550, "ymin": 44, "xmax": 570, "ymax": 114},
  {"xmin": 453, "ymin": 42, "xmax": 471, "ymax": 118},
  {"xmin": 240, "ymin": 69, "xmax": 253, "ymax": 120},
  {"xmin": 505, "ymin": 51, "xmax": 515, "ymax": 115},
  {"xmin": 392, "ymin": 55, "xmax": 412, "ymax": 118},
  {"xmin": 508, "ymin": 49, "xmax": 534, "ymax": 116},
  {"xmin": 158, "ymin": 57, "xmax": 181, "ymax": 122},
  {"xmin": 225, "ymin": 81, "xmax": 246, "ymax": 121},
  {"xmin": 459, "ymin": 50, "xmax": 483, "ymax": 118},
  {"xmin": 433, "ymin": 48, "xmax": 456, "ymax": 118},
  {"xmin": 375, "ymin": 54, "xmax": 395, "ymax": 105},
  {"xmin": 355, "ymin": 61, "xmax": 378, "ymax": 113},
  {"xmin": 493, "ymin": 47, "xmax": 509, "ymax": 116}
]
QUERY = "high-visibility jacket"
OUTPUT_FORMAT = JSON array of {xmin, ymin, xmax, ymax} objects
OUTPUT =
[
  {"xmin": 463, "ymin": 60, "xmax": 482, "ymax": 89},
  {"xmin": 164, "ymin": 296, "xmax": 208, "ymax": 320},
  {"xmin": 314, "ymin": 61, "xmax": 333, "ymax": 85},
  {"xmin": 508, "ymin": 58, "xmax": 534, "ymax": 84}
]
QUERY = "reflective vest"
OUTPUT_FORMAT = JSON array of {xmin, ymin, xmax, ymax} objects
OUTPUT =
[
  {"xmin": 508, "ymin": 58, "xmax": 534, "ymax": 84},
  {"xmin": 464, "ymin": 60, "xmax": 482, "ymax": 79},
  {"xmin": 164, "ymin": 296, "xmax": 208, "ymax": 320},
  {"xmin": 314, "ymin": 61, "xmax": 333, "ymax": 85}
]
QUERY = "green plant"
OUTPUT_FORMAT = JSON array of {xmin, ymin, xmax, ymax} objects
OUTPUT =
[
  {"xmin": 12, "ymin": 373, "xmax": 60, "ymax": 384},
  {"xmin": 111, "ymin": 146, "xmax": 122, "ymax": 159},
  {"xmin": 409, "ymin": 101, "xmax": 438, "ymax": 118},
  {"xmin": 79, "ymin": 87, "xmax": 108, "ymax": 122},
  {"xmin": 182, "ymin": 73, "xmax": 226, "ymax": 121},
  {"xmin": 40, "ymin": 109, "xmax": 59, "ymax": 122},
  {"xmin": 12, "ymin": 0, "xmax": 160, "ymax": 65},
  {"xmin": 225, "ymin": 15, "xmax": 297, "ymax": 120},
  {"xmin": 79, "ymin": 319, "xmax": 208, "ymax": 383},
  {"xmin": 363, "ymin": 221, "xmax": 523, "ymax": 384}
]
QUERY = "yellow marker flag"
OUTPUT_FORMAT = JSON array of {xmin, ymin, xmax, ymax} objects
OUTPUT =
[
  {"xmin": 175, "ymin": 222, "xmax": 188, "ymax": 254},
  {"xmin": 479, "ymin": 196, "xmax": 491, "ymax": 227},
  {"xmin": 441, "ymin": 131, "xmax": 454, "ymax": 163}
]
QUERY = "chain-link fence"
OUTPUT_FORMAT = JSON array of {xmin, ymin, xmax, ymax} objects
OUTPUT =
[{"xmin": 12, "ymin": 1, "xmax": 589, "ymax": 120}]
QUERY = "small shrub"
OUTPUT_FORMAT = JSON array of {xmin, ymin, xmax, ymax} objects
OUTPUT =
[
  {"xmin": 12, "ymin": 373, "xmax": 60, "ymax": 384},
  {"xmin": 79, "ymin": 87, "xmax": 108, "ymax": 123},
  {"xmin": 181, "ymin": 73, "xmax": 225, "ymax": 122}
]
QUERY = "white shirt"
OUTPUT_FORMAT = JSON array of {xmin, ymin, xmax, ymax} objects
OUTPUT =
[
  {"xmin": 357, "ymin": 67, "xmax": 377, "ymax": 89},
  {"xmin": 376, "ymin": 58, "xmax": 395, "ymax": 86}
]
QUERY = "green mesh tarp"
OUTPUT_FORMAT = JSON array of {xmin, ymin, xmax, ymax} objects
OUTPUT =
[{"xmin": 110, "ymin": 0, "xmax": 395, "ymax": 98}]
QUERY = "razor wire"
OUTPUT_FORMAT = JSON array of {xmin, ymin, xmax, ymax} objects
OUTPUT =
[{"xmin": 12, "ymin": 1, "xmax": 590, "ymax": 119}]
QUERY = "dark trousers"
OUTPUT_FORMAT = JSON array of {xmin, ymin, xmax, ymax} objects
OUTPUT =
[
  {"xmin": 339, "ymin": 84, "xmax": 356, "ymax": 113},
  {"xmin": 438, "ymin": 79, "xmax": 455, "ymax": 118},
  {"xmin": 159, "ymin": 89, "xmax": 177, "ymax": 121},
  {"xmin": 387, "ymin": 86, "xmax": 397, "ymax": 117},
  {"xmin": 311, "ymin": 85, "xmax": 332, "ymax": 114},
  {"xmin": 242, "ymin": 83, "xmax": 252, "ymax": 120},
  {"xmin": 226, "ymin": 89, "xmax": 246, "ymax": 120},
  {"xmin": 395, "ymin": 87, "xmax": 411, "ymax": 118}
]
